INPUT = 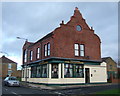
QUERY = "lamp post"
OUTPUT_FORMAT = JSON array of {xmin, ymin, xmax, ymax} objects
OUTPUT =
[
  {"xmin": 16, "ymin": 37, "xmax": 28, "ymax": 42},
  {"xmin": 0, "ymin": 51, "xmax": 9, "ymax": 56},
  {"xmin": 17, "ymin": 37, "xmax": 28, "ymax": 83}
]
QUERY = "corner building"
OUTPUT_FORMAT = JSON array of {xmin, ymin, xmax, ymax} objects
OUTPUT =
[{"xmin": 22, "ymin": 7, "xmax": 107, "ymax": 85}]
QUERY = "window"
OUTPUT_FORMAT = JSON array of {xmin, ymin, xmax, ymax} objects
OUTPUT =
[
  {"xmin": 8, "ymin": 70, "xmax": 12, "ymax": 76},
  {"xmin": 8, "ymin": 64, "xmax": 12, "ymax": 69},
  {"xmin": 44, "ymin": 44, "xmax": 47, "ymax": 57},
  {"xmin": 76, "ymin": 25, "xmax": 82, "ymax": 31},
  {"xmin": 80, "ymin": 44, "xmax": 85, "ymax": 56},
  {"xmin": 64, "ymin": 64, "xmax": 84, "ymax": 78},
  {"xmin": 51, "ymin": 64, "xmax": 58, "ymax": 78},
  {"xmin": 47, "ymin": 43, "xmax": 50, "ymax": 56},
  {"xmin": 74, "ymin": 44, "xmax": 85, "ymax": 57},
  {"xmin": 37, "ymin": 48, "xmax": 40, "ymax": 59},
  {"xmin": 31, "ymin": 65, "xmax": 48, "ymax": 78},
  {"xmin": 74, "ymin": 44, "xmax": 79, "ymax": 56},
  {"xmin": 41, "ymin": 64, "xmax": 47, "ymax": 78},
  {"xmin": 30, "ymin": 51, "xmax": 33, "ymax": 61},
  {"xmin": 75, "ymin": 64, "xmax": 84, "ymax": 78},
  {"xmin": 24, "ymin": 49, "xmax": 27, "ymax": 62},
  {"xmin": 44, "ymin": 43, "xmax": 50, "ymax": 57},
  {"xmin": 110, "ymin": 65, "xmax": 112, "ymax": 70},
  {"xmin": 31, "ymin": 66, "xmax": 37, "ymax": 78},
  {"xmin": 64, "ymin": 64, "xmax": 73, "ymax": 78},
  {"xmin": 36, "ymin": 66, "xmax": 41, "ymax": 78}
]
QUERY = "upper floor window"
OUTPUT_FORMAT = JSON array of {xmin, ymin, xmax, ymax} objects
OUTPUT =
[
  {"xmin": 109, "ymin": 65, "xmax": 112, "ymax": 70},
  {"xmin": 8, "ymin": 64, "xmax": 12, "ymax": 69},
  {"xmin": 24, "ymin": 49, "xmax": 27, "ymax": 62},
  {"xmin": 44, "ymin": 43, "xmax": 50, "ymax": 57},
  {"xmin": 37, "ymin": 47, "xmax": 40, "ymax": 59},
  {"xmin": 30, "ymin": 50, "xmax": 33, "ymax": 61},
  {"xmin": 74, "ymin": 44, "xmax": 85, "ymax": 57},
  {"xmin": 76, "ymin": 25, "xmax": 82, "ymax": 31},
  {"xmin": 74, "ymin": 44, "xmax": 79, "ymax": 56},
  {"xmin": 47, "ymin": 43, "xmax": 50, "ymax": 56},
  {"xmin": 80, "ymin": 44, "xmax": 85, "ymax": 56},
  {"xmin": 44, "ymin": 44, "xmax": 47, "ymax": 57}
]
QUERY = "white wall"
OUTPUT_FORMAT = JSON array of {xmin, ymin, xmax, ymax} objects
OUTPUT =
[{"xmin": 84, "ymin": 62, "xmax": 107, "ymax": 83}]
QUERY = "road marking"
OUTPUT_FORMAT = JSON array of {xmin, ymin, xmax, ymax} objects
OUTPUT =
[
  {"xmin": 5, "ymin": 88, "xmax": 8, "ymax": 91},
  {"xmin": 11, "ymin": 92, "xmax": 17, "ymax": 95},
  {"xmin": 54, "ymin": 91, "xmax": 62, "ymax": 94},
  {"xmin": 11, "ymin": 91, "xmax": 22, "ymax": 96}
]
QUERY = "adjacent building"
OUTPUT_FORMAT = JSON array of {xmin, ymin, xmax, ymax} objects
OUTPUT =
[
  {"xmin": 21, "ymin": 7, "xmax": 107, "ymax": 85},
  {"xmin": 102, "ymin": 57, "xmax": 118, "ymax": 83},
  {"xmin": 0, "ymin": 55, "xmax": 22, "ymax": 79}
]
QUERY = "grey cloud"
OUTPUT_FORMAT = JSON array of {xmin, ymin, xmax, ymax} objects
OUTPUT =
[{"xmin": 2, "ymin": 2, "xmax": 118, "ymax": 67}]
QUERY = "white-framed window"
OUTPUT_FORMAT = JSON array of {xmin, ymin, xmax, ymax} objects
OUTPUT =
[
  {"xmin": 74, "ymin": 44, "xmax": 79, "ymax": 56},
  {"xmin": 37, "ymin": 47, "xmax": 40, "ymax": 59},
  {"xmin": 80, "ymin": 44, "xmax": 85, "ymax": 56},
  {"xmin": 44, "ymin": 44, "xmax": 47, "ymax": 57},
  {"xmin": 74, "ymin": 44, "xmax": 85, "ymax": 57},
  {"xmin": 24, "ymin": 49, "xmax": 27, "ymax": 62},
  {"xmin": 30, "ymin": 50, "xmax": 33, "ymax": 61},
  {"xmin": 47, "ymin": 43, "xmax": 50, "ymax": 56},
  {"xmin": 8, "ymin": 64, "xmax": 12, "ymax": 69},
  {"xmin": 44, "ymin": 43, "xmax": 50, "ymax": 57}
]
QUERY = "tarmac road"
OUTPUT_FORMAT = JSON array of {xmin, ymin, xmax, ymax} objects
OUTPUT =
[{"xmin": 2, "ymin": 83, "xmax": 120, "ymax": 96}]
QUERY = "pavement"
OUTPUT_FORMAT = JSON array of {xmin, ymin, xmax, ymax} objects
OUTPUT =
[{"xmin": 20, "ymin": 82, "xmax": 119, "ymax": 90}]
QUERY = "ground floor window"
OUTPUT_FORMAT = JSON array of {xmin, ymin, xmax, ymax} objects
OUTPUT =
[
  {"xmin": 75, "ymin": 64, "xmax": 84, "ymax": 78},
  {"xmin": 51, "ymin": 63, "xmax": 58, "ymax": 78},
  {"xmin": 64, "ymin": 64, "xmax": 73, "ymax": 78},
  {"xmin": 31, "ymin": 64, "xmax": 48, "ymax": 78},
  {"xmin": 64, "ymin": 64, "xmax": 84, "ymax": 78}
]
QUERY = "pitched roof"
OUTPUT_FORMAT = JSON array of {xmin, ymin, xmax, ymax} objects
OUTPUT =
[
  {"xmin": 102, "ymin": 57, "xmax": 117, "ymax": 64},
  {"xmin": 102, "ymin": 57, "xmax": 111, "ymax": 61},
  {"xmin": 0, "ymin": 55, "xmax": 17, "ymax": 64}
]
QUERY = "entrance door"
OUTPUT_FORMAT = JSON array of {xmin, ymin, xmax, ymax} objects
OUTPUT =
[{"xmin": 85, "ymin": 68, "xmax": 90, "ymax": 83}]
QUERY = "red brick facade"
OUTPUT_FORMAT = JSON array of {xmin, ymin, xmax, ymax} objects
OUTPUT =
[{"xmin": 23, "ymin": 8, "xmax": 101, "ymax": 65}]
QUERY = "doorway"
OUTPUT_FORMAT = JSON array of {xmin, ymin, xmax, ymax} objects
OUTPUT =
[{"xmin": 85, "ymin": 68, "xmax": 90, "ymax": 83}]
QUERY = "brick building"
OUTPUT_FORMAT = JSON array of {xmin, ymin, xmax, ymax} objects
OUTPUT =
[
  {"xmin": 21, "ymin": 7, "xmax": 107, "ymax": 85},
  {"xmin": 0, "ymin": 55, "xmax": 22, "ymax": 79},
  {"xmin": 102, "ymin": 57, "xmax": 118, "ymax": 83}
]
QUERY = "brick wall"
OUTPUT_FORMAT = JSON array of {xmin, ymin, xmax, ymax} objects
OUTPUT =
[{"xmin": 22, "ymin": 8, "xmax": 101, "ymax": 65}]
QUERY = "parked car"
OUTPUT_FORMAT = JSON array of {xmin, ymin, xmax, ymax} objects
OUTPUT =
[{"xmin": 4, "ymin": 76, "xmax": 20, "ymax": 87}]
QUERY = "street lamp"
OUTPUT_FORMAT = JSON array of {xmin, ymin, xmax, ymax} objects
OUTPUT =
[
  {"xmin": 16, "ymin": 37, "xmax": 28, "ymax": 42},
  {"xmin": 0, "ymin": 51, "xmax": 9, "ymax": 56},
  {"xmin": 17, "ymin": 37, "xmax": 28, "ymax": 83}
]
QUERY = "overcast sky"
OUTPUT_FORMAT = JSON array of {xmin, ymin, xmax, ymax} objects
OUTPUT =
[{"xmin": 1, "ymin": 2, "xmax": 118, "ymax": 69}]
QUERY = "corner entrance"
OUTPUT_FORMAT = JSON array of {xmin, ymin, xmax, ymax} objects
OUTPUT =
[{"xmin": 85, "ymin": 68, "xmax": 90, "ymax": 83}]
